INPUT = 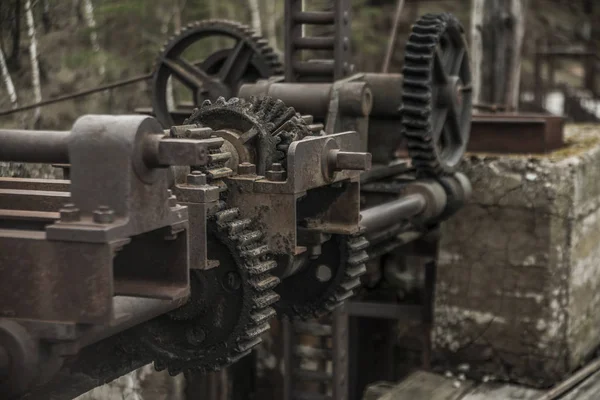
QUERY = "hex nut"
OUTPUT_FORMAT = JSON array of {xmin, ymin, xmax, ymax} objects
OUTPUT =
[
  {"xmin": 93, "ymin": 205, "xmax": 115, "ymax": 224},
  {"xmin": 187, "ymin": 171, "xmax": 207, "ymax": 185},
  {"xmin": 238, "ymin": 162, "xmax": 256, "ymax": 175},
  {"xmin": 59, "ymin": 203, "xmax": 80, "ymax": 222}
]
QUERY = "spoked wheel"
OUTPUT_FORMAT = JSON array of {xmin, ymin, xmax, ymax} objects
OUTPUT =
[
  {"xmin": 401, "ymin": 13, "xmax": 472, "ymax": 176},
  {"xmin": 151, "ymin": 20, "xmax": 283, "ymax": 127}
]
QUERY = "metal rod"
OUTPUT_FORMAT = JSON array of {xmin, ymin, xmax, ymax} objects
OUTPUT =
[
  {"xmin": 382, "ymin": 0, "xmax": 405, "ymax": 73},
  {"xmin": 293, "ymin": 11, "xmax": 335, "ymax": 24},
  {"xmin": 0, "ymin": 129, "xmax": 70, "ymax": 163},
  {"xmin": 360, "ymin": 194, "xmax": 426, "ymax": 233},
  {"xmin": 0, "ymin": 74, "xmax": 152, "ymax": 117},
  {"xmin": 536, "ymin": 357, "xmax": 600, "ymax": 400}
]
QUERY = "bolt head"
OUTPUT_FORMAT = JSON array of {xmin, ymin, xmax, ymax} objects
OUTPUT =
[
  {"xmin": 265, "ymin": 169, "xmax": 286, "ymax": 182},
  {"xmin": 59, "ymin": 203, "xmax": 80, "ymax": 222},
  {"xmin": 238, "ymin": 162, "xmax": 256, "ymax": 175},
  {"xmin": 270, "ymin": 163, "xmax": 283, "ymax": 172},
  {"xmin": 93, "ymin": 206, "xmax": 115, "ymax": 224},
  {"xmin": 187, "ymin": 171, "xmax": 207, "ymax": 185},
  {"xmin": 316, "ymin": 265, "xmax": 332, "ymax": 282}
]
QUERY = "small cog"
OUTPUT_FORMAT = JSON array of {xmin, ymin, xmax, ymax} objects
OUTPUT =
[{"xmin": 183, "ymin": 96, "xmax": 315, "ymax": 175}]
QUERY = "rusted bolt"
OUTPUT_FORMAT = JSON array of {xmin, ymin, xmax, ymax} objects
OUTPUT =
[
  {"xmin": 265, "ymin": 163, "xmax": 286, "ymax": 181},
  {"xmin": 93, "ymin": 205, "xmax": 115, "ymax": 224},
  {"xmin": 187, "ymin": 170, "xmax": 207, "ymax": 185},
  {"xmin": 238, "ymin": 162, "xmax": 256, "ymax": 175},
  {"xmin": 223, "ymin": 271, "xmax": 242, "ymax": 291},
  {"xmin": 59, "ymin": 203, "xmax": 80, "ymax": 222},
  {"xmin": 167, "ymin": 189, "xmax": 178, "ymax": 207}
]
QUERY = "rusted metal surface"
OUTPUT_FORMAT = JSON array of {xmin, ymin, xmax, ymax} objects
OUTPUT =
[{"xmin": 469, "ymin": 113, "xmax": 565, "ymax": 154}]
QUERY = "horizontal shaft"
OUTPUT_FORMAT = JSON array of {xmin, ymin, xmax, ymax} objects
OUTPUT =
[
  {"xmin": 0, "ymin": 129, "xmax": 70, "ymax": 164},
  {"xmin": 360, "ymin": 194, "xmax": 426, "ymax": 233}
]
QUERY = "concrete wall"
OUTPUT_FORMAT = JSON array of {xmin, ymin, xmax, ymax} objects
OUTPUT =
[{"xmin": 434, "ymin": 125, "xmax": 600, "ymax": 387}]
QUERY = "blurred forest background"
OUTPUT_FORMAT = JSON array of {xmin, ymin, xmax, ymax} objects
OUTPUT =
[{"xmin": 0, "ymin": 0, "xmax": 599, "ymax": 131}]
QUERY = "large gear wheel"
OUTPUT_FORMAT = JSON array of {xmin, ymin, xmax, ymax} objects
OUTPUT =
[
  {"xmin": 401, "ymin": 13, "xmax": 472, "ymax": 176},
  {"xmin": 275, "ymin": 234, "xmax": 369, "ymax": 320},
  {"xmin": 152, "ymin": 20, "xmax": 283, "ymax": 127},
  {"xmin": 183, "ymin": 96, "xmax": 316, "ymax": 175},
  {"xmin": 141, "ymin": 205, "xmax": 280, "ymax": 375}
]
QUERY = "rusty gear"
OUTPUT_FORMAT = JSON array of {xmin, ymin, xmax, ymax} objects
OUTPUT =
[
  {"xmin": 401, "ymin": 13, "xmax": 472, "ymax": 176},
  {"xmin": 183, "ymin": 96, "xmax": 315, "ymax": 175},
  {"xmin": 142, "ymin": 205, "xmax": 279, "ymax": 375},
  {"xmin": 152, "ymin": 20, "xmax": 283, "ymax": 127}
]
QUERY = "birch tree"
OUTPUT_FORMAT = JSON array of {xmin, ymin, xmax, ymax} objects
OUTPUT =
[
  {"xmin": 0, "ymin": 47, "xmax": 18, "ymax": 109},
  {"xmin": 265, "ymin": 0, "xmax": 278, "ymax": 50},
  {"xmin": 471, "ymin": 0, "xmax": 529, "ymax": 110},
  {"xmin": 82, "ymin": 0, "xmax": 105, "ymax": 76},
  {"xmin": 248, "ymin": 0, "xmax": 262, "ymax": 34},
  {"xmin": 24, "ymin": 0, "xmax": 41, "ymax": 127}
]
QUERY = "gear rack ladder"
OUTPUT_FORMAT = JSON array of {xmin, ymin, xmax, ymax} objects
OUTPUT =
[
  {"xmin": 283, "ymin": 305, "xmax": 349, "ymax": 400},
  {"xmin": 284, "ymin": 0, "xmax": 352, "ymax": 82}
]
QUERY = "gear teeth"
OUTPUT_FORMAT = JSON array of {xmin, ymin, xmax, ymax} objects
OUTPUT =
[
  {"xmin": 402, "ymin": 12, "xmax": 471, "ymax": 176},
  {"xmin": 227, "ymin": 218, "xmax": 253, "ymax": 235},
  {"xmin": 238, "ymin": 230, "xmax": 263, "ymax": 246},
  {"xmin": 250, "ymin": 275, "xmax": 280, "ymax": 291},
  {"xmin": 201, "ymin": 99, "xmax": 212, "ymax": 108},
  {"xmin": 226, "ymin": 349, "xmax": 252, "ymax": 365},
  {"xmin": 348, "ymin": 236, "xmax": 369, "ymax": 252},
  {"xmin": 215, "ymin": 208, "xmax": 239, "ymax": 223},
  {"xmin": 247, "ymin": 260, "xmax": 278, "ymax": 275},
  {"xmin": 250, "ymin": 307, "xmax": 276, "ymax": 325},
  {"xmin": 345, "ymin": 263, "xmax": 367, "ymax": 279},
  {"xmin": 237, "ymin": 337, "xmax": 262, "ymax": 353},
  {"xmin": 241, "ymin": 244, "xmax": 270, "ymax": 259},
  {"xmin": 338, "ymin": 278, "xmax": 361, "ymax": 292},
  {"xmin": 243, "ymin": 322, "xmax": 270, "ymax": 340},
  {"xmin": 254, "ymin": 292, "xmax": 280, "ymax": 309}
]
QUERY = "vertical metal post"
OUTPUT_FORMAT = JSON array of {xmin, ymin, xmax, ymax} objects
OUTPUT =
[
  {"xmin": 285, "ymin": 0, "xmax": 303, "ymax": 82},
  {"xmin": 332, "ymin": 303, "xmax": 349, "ymax": 400},
  {"xmin": 283, "ymin": 318, "xmax": 294, "ymax": 400},
  {"xmin": 420, "ymin": 230, "xmax": 440, "ymax": 370},
  {"xmin": 334, "ymin": 0, "xmax": 352, "ymax": 81}
]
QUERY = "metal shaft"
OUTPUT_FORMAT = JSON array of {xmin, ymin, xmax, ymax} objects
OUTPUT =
[
  {"xmin": 0, "ymin": 129, "xmax": 70, "ymax": 164},
  {"xmin": 359, "ymin": 194, "xmax": 426, "ymax": 233}
]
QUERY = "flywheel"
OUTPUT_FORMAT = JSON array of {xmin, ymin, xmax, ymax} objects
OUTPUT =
[{"xmin": 152, "ymin": 20, "xmax": 283, "ymax": 127}]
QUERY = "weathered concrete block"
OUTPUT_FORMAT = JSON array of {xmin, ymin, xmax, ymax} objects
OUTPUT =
[{"xmin": 434, "ymin": 125, "xmax": 600, "ymax": 387}]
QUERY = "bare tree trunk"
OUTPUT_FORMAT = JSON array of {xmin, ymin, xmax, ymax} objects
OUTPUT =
[
  {"xmin": 42, "ymin": 0, "xmax": 51, "ymax": 32},
  {"xmin": 24, "ymin": 0, "xmax": 42, "ymax": 128},
  {"xmin": 0, "ymin": 47, "xmax": 18, "ymax": 109},
  {"xmin": 265, "ymin": 0, "xmax": 278, "ymax": 50},
  {"xmin": 82, "ymin": 0, "xmax": 105, "ymax": 76},
  {"xmin": 248, "ymin": 0, "xmax": 262, "ymax": 33},
  {"xmin": 470, "ymin": 0, "xmax": 528, "ymax": 111},
  {"xmin": 9, "ymin": 0, "xmax": 21, "ymax": 68},
  {"xmin": 71, "ymin": 0, "xmax": 83, "ymax": 26}
]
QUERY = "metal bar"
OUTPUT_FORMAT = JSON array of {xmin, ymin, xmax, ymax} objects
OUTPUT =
[
  {"xmin": 360, "ymin": 194, "xmax": 426, "ymax": 233},
  {"xmin": 347, "ymin": 301, "xmax": 422, "ymax": 321},
  {"xmin": 382, "ymin": 0, "xmax": 405, "ymax": 73},
  {"xmin": 79, "ymin": 296, "xmax": 186, "ymax": 348},
  {"xmin": 0, "ymin": 177, "xmax": 69, "ymax": 192},
  {"xmin": 0, "ymin": 129, "xmax": 70, "ymax": 163},
  {"xmin": 294, "ymin": 36, "xmax": 335, "ymax": 50},
  {"xmin": 332, "ymin": 305, "xmax": 349, "ymax": 400},
  {"xmin": 0, "ymin": 189, "xmax": 69, "ymax": 211},
  {"xmin": 0, "ymin": 209, "xmax": 59, "ymax": 230},
  {"xmin": 283, "ymin": 318, "xmax": 294, "ymax": 400},
  {"xmin": 293, "ymin": 11, "xmax": 335, "ymax": 24},
  {"xmin": 536, "ymin": 357, "xmax": 600, "ymax": 400},
  {"xmin": 0, "ymin": 74, "xmax": 152, "ymax": 117},
  {"xmin": 293, "ymin": 61, "xmax": 335, "ymax": 77}
]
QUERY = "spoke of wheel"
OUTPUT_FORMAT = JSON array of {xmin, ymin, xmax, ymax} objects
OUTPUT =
[
  {"xmin": 218, "ymin": 40, "xmax": 254, "ymax": 84},
  {"xmin": 162, "ymin": 57, "xmax": 214, "ymax": 91},
  {"xmin": 432, "ymin": 107, "xmax": 448, "ymax": 141},
  {"xmin": 444, "ymin": 110, "xmax": 463, "ymax": 148},
  {"xmin": 450, "ymin": 47, "xmax": 466, "ymax": 76},
  {"xmin": 434, "ymin": 47, "xmax": 449, "ymax": 84}
]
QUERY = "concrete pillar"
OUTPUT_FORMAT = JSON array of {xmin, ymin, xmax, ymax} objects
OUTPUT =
[{"xmin": 434, "ymin": 124, "xmax": 600, "ymax": 387}]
